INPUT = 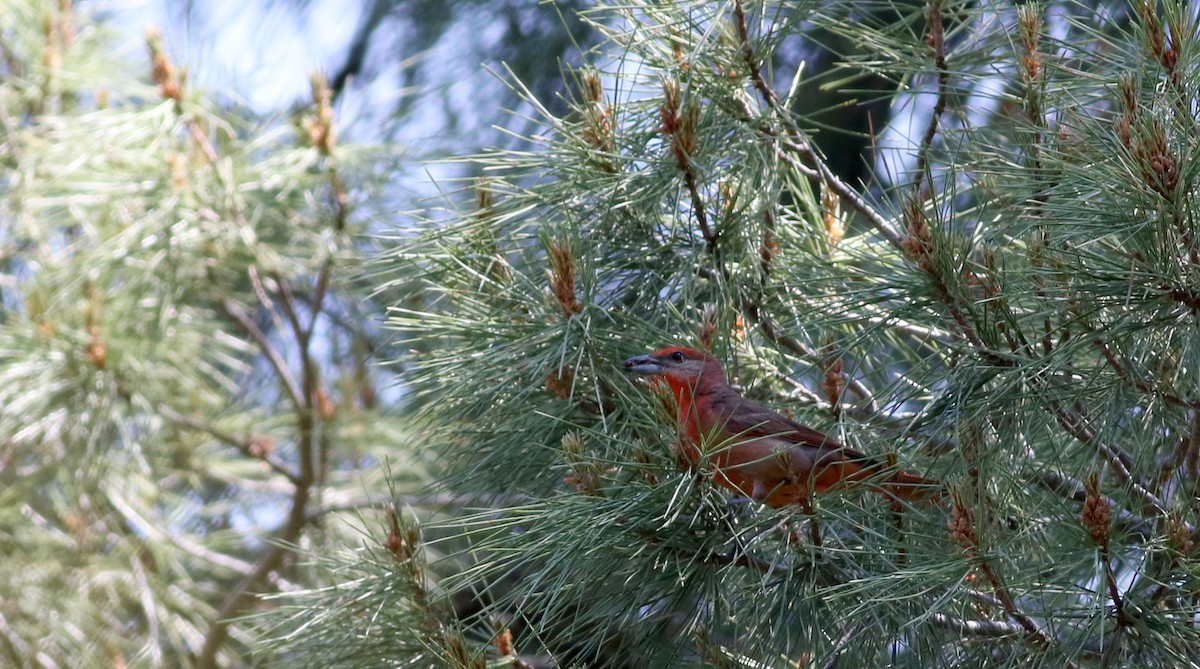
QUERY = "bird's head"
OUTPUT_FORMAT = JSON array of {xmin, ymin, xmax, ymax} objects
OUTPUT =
[{"xmin": 622, "ymin": 346, "xmax": 726, "ymax": 389}]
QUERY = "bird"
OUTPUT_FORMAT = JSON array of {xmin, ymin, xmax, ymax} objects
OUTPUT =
[{"xmin": 622, "ymin": 346, "xmax": 939, "ymax": 507}]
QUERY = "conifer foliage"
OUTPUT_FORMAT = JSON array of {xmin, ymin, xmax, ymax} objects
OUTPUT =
[
  {"xmin": 357, "ymin": 0, "xmax": 1200, "ymax": 667},
  {"xmin": 0, "ymin": 2, "xmax": 418, "ymax": 667}
]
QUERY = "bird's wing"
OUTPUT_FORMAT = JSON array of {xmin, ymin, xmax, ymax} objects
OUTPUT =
[{"xmin": 706, "ymin": 392, "xmax": 874, "ymax": 463}]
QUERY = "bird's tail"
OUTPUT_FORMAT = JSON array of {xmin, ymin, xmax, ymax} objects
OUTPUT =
[{"xmin": 881, "ymin": 471, "xmax": 944, "ymax": 504}]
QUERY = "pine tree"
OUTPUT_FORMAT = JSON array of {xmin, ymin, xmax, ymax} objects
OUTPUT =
[
  {"xmin": 0, "ymin": 2, "xmax": 422, "ymax": 667},
  {"xmin": 265, "ymin": 0, "xmax": 1200, "ymax": 667}
]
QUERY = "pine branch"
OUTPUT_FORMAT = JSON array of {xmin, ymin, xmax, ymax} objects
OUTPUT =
[
  {"xmin": 221, "ymin": 297, "xmax": 306, "ymax": 412},
  {"xmin": 157, "ymin": 403, "xmax": 300, "ymax": 484},
  {"xmin": 731, "ymin": 0, "xmax": 903, "ymax": 249},
  {"xmin": 927, "ymin": 612, "xmax": 1023, "ymax": 638},
  {"xmin": 737, "ymin": 294, "xmax": 879, "ymax": 414},
  {"xmin": 196, "ymin": 76, "xmax": 347, "ymax": 669},
  {"xmin": 199, "ymin": 272, "xmax": 328, "ymax": 665},
  {"xmin": 640, "ymin": 530, "xmax": 787, "ymax": 575},
  {"xmin": 1050, "ymin": 405, "xmax": 1177, "ymax": 523},
  {"xmin": 1093, "ymin": 337, "xmax": 1199, "ymax": 409},
  {"xmin": 375, "ymin": 2, "xmax": 1200, "ymax": 666},
  {"xmin": 950, "ymin": 495, "xmax": 1079, "ymax": 666},
  {"xmin": 106, "ymin": 491, "xmax": 297, "ymax": 589},
  {"xmin": 196, "ymin": 415, "xmax": 315, "ymax": 668},
  {"xmin": 912, "ymin": 0, "xmax": 949, "ymax": 196}
]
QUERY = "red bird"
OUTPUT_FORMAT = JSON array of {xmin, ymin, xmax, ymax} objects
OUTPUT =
[{"xmin": 623, "ymin": 346, "xmax": 939, "ymax": 507}]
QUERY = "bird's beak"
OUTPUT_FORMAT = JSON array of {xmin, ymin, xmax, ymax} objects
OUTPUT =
[{"xmin": 622, "ymin": 354, "xmax": 663, "ymax": 376}]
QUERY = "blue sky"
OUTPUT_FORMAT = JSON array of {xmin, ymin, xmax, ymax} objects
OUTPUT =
[{"xmin": 95, "ymin": 0, "xmax": 363, "ymax": 110}]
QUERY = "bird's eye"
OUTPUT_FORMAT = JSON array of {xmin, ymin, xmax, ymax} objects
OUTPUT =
[{"xmin": 671, "ymin": 351, "xmax": 685, "ymax": 363}]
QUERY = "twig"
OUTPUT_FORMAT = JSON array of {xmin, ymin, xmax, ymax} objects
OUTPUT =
[
  {"xmin": 765, "ymin": 345, "xmax": 952, "ymax": 442},
  {"xmin": 962, "ymin": 587, "xmax": 1005, "ymax": 609},
  {"xmin": 1051, "ymin": 405, "xmax": 1175, "ymax": 522},
  {"xmin": 196, "ymin": 432, "xmax": 314, "ymax": 668},
  {"xmin": 703, "ymin": 262, "xmax": 895, "ymax": 428},
  {"xmin": 1100, "ymin": 549, "xmax": 1129, "ymax": 628},
  {"xmin": 638, "ymin": 527, "xmax": 786, "ymax": 575},
  {"xmin": 820, "ymin": 623, "xmax": 862, "ymax": 669},
  {"xmin": 1014, "ymin": 4, "xmax": 1057, "ymax": 357},
  {"xmin": 188, "ymin": 120, "xmax": 219, "ymax": 165},
  {"xmin": 661, "ymin": 74, "xmax": 719, "ymax": 256},
  {"xmin": 976, "ymin": 557, "xmax": 1053, "ymax": 648},
  {"xmin": 724, "ymin": 3, "xmax": 932, "ymax": 427},
  {"xmin": 927, "ymin": 612, "xmax": 1023, "ymax": 637},
  {"xmin": 702, "ymin": 542, "xmax": 782, "ymax": 574},
  {"xmin": 771, "ymin": 138, "xmax": 821, "ymax": 179},
  {"xmin": 772, "ymin": 369, "xmax": 825, "ymax": 406},
  {"xmin": 201, "ymin": 293, "xmax": 321, "ymax": 668},
  {"xmin": 308, "ymin": 255, "xmax": 335, "ymax": 338},
  {"xmin": 847, "ymin": 298, "xmax": 957, "ymax": 345},
  {"xmin": 900, "ymin": 1, "xmax": 994, "ymax": 352},
  {"xmin": 684, "ymin": 169, "xmax": 719, "ymax": 255},
  {"xmin": 106, "ymin": 489, "xmax": 295, "ymax": 589},
  {"xmin": 1093, "ymin": 337, "xmax": 1197, "ymax": 409},
  {"xmin": 729, "ymin": 1, "xmax": 904, "ymax": 250},
  {"xmin": 737, "ymin": 295, "xmax": 880, "ymax": 414},
  {"xmin": 221, "ymin": 297, "xmax": 306, "ymax": 412},
  {"xmin": 879, "ymin": 0, "xmax": 1007, "ymax": 358},
  {"xmin": 157, "ymin": 403, "xmax": 299, "ymax": 484},
  {"xmin": 733, "ymin": 0, "xmax": 777, "ymax": 108},
  {"xmin": 913, "ymin": 0, "xmax": 949, "ymax": 195},
  {"xmin": 889, "ymin": 494, "xmax": 907, "ymax": 566},
  {"xmin": 1081, "ymin": 474, "xmax": 1131, "ymax": 634},
  {"xmin": 274, "ymin": 275, "xmax": 308, "ymax": 347},
  {"xmin": 777, "ymin": 137, "xmax": 905, "ymax": 250},
  {"xmin": 131, "ymin": 553, "xmax": 163, "ymax": 665},
  {"xmin": 800, "ymin": 496, "xmax": 822, "ymax": 547},
  {"xmin": 951, "ymin": 495, "xmax": 1076, "ymax": 665},
  {"xmin": 1183, "ymin": 410, "xmax": 1200, "ymax": 492},
  {"xmin": 146, "ymin": 50, "xmax": 331, "ymax": 668}
]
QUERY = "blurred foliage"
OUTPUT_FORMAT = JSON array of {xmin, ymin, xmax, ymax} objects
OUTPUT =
[{"xmin": 0, "ymin": 1, "xmax": 427, "ymax": 667}]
